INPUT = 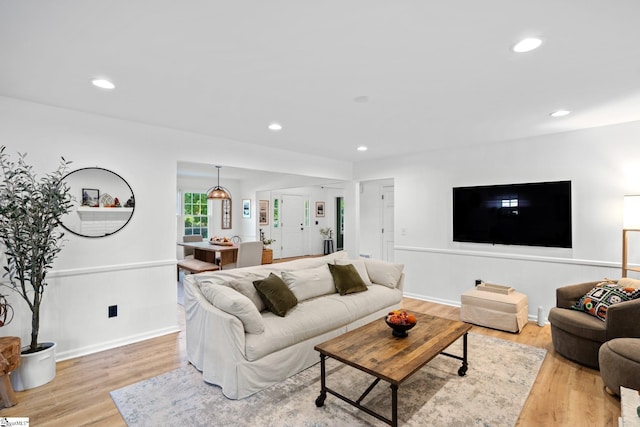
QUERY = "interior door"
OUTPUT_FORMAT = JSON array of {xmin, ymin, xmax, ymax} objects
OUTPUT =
[
  {"xmin": 382, "ymin": 186, "xmax": 395, "ymax": 261},
  {"xmin": 281, "ymin": 194, "xmax": 306, "ymax": 258},
  {"xmin": 336, "ymin": 196, "xmax": 344, "ymax": 251}
]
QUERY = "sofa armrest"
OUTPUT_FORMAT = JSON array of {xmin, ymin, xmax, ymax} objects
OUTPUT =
[
  {"xmin": 606, "ymin": 298, "xmax": 640, "ymax": 339},
  {"xmin": 556, "ymin": 281, "xmax": 600, "ymax": 309}
]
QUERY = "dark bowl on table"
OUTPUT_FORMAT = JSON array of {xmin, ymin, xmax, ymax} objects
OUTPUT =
[{"xmin": 385, "ymin": 318, "xmax": 417, "ymax": 338}]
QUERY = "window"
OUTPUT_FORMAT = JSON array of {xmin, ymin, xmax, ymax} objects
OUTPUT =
[
  {"xmin": 501, "ymin": 198, "xmax": 518, "ymax": 207},
  {"xmin": 273, "ymin": 198, "xmax": 279, "ymax": 228},
  {"xmin": 183, "ymin": 192, "xmax": 209, "ymax": 238}
]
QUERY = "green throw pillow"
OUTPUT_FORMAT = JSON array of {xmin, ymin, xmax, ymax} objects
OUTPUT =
[
  {"xmin": 253, "ymin": 273, "xmax": 298, "ymax": 317},
  {"xmin": 328, "ymin": 263, "xmax": 368, "ymax": 296}
]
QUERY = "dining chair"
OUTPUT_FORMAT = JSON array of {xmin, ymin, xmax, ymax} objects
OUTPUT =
[
  {"xmin": 222, "ymin": 241, "xmax": 263, "ymax": 269},
  {"xmin": 182, "ymin": 235, "xmax": 203, "ymax": 259}
]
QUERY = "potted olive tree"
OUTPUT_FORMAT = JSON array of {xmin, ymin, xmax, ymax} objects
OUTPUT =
[{"xmin": 0, "ymin": 146, "xmax": 73, "ymax": 390}]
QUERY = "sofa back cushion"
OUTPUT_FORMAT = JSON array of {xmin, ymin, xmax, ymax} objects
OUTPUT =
[
  {"xmin": 199, "ymin": 283, "xmax": 265, "ymax": 334},
  {"xmin": 363, "ymin": 258, "xmax": 404, "ymax": 288},
  {"xmin": 281, "ymin": 264, "xmax": 336, "ymax": 302}
]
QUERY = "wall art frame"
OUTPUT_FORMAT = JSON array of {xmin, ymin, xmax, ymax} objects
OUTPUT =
[
  {"xmin": 242, "ymin": 199, "xmax": 251, "ymax": 218},
  {"xmin": 259, "ymin": 200, "xmax": 269, "ymax": 225},
  {"xmin": 82, "ymin": 188, "xmax": 100, "ymax": 207}
]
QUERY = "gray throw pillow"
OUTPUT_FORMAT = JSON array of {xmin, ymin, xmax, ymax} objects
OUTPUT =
[{"xmin": 253, "ymin": 273, "xmax": 298, "ymax": 317}]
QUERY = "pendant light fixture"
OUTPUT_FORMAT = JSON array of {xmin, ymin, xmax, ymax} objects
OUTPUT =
[{"xmin": 207, "ymin": 166, "xmax": 231, "ymax": 200}]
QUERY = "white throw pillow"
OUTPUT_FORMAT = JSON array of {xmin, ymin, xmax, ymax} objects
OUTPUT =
[
  {"xmin": 363, "ymin": 258, "xmax": 404, "ymax": 288},
  {"xmin": 334, "ymin": 258, "xmax": 373, "ymax": 287},
  {"xmin": 322, "ymin": 250, "xmax": 349, "ymax": 262},
  {"xmin": 199, "ymin": 283, "xmax": 265, "ymax": 334},
  {"xmin": 281, "ymin": 264, "xmax": 336, "ymax": 301},
  {"xmin": 227, "ymin": 274, "xmax": 266, "ymax": 312}
]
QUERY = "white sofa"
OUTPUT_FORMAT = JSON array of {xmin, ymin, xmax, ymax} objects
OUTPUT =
[{"xmin": 183, "ymin": 251, "xmax": 404, "ymax": 399}]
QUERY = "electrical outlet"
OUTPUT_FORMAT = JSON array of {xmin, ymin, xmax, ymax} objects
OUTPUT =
[{"xmin": 108, "ymin": 305, "xmax": 118, "ymax": 318}]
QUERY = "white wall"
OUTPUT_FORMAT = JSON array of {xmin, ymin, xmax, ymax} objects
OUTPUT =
[
  {"xmin": 5, "ymin": 91, "xmax": 638, "ymax": 354},
  {"xmin": 355, "ymin": 121, "xmax": 640, "ymax": 321},
  {"xmin": 0, "ymin": 96, "xmax": 352, "ymax": 359}
]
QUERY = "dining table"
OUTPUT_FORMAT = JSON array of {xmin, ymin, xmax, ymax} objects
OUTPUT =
[{"xmin": 177, "ymin": 241, "xmax": 238, "ymax": 268}]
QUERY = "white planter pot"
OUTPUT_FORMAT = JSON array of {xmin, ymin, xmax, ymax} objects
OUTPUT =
[{"xmin": 10, "ymin": 342, "xmax": 56, "ymax": 391}]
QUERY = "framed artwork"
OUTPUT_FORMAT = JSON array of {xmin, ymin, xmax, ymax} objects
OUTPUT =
[
  {"xmin": 82, "ymin": 188, "xmax": 100, "ymax": 207},
  {"xmin": 221, "ymin": 199, "xmax": 232, "ymax": 229},
  {"xmin": 259, "ymin": 200, "xmax": 269, "ymax": 225},
  {"xmin": 242, "ymin": 199, "xmax": 251, "ymax": 218},
  {"xmin": 316, "ymin": 201, "xmax": 325, "ymax": 217}
]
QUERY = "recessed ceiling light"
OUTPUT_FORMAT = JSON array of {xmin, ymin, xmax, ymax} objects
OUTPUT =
[
  {"xmin": 512, "ymin": 38, "xmax": 542, "ymax": 53},
  {"xmin": 91, "ymin": 78, "xmax": 115, "ymax": 90},
  {"xmin": 550, "ymin": 110, "xmax": 571, "ymax": 117},
  {"xmin": 356, "ymin": 145, "xmax": 368, "ymax": 152},
  {"xmin": 268, "ymin": 122, "xmax": 282, "ymax": 131}
]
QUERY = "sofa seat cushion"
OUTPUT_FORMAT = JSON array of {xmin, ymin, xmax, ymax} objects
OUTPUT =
[
  {"xmin": 245, "ymin": 296, "xmax": 351, "ymax": 361},
  {"xmin": 548, "ymin": 306, "xmax": 607, "ymax": 342},
  {"xmin": 324, "ymin": 284, "xmax": 403, "ymax": 323}
]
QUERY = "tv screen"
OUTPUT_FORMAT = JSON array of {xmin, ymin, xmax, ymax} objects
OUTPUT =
[{"xmin": 453, "ymin": 181, "xmax": 572, "ymax": 248}]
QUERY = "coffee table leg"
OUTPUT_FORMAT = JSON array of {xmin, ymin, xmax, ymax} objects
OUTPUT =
[
  {"xmin": 315, "ymin": 354, "xmax": 327, "ymax": 407},
  {"xmin": 391, "ymin": 384, "xmax": 398, "ymax": 427},
  {"xmin": 457, "ymin": 332, "xmax": 468, "ymax": 377}
]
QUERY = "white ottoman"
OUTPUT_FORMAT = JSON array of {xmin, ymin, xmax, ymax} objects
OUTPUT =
[{"xmin": 460, "ymin": 286, "xmax": 529, "ymax": 333}]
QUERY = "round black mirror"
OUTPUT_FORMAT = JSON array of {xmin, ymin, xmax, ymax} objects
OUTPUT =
[{"xmin": 60, "ymin": 167, "xmax": 135, "ymax": 238}]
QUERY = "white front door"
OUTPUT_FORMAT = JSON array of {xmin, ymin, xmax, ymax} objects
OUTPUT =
[
  {"xmin": 281, "ymin": 194, "xmax": 306, "ymax": 258},
  {"xmin": 382, "ymin": 186, "xmax": 395, "ymax": 261}
]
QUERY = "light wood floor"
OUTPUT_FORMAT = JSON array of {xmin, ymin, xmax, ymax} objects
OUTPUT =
[{"xmin": 0, "ymin": 298, "xmax": 621, "ymax": 426}]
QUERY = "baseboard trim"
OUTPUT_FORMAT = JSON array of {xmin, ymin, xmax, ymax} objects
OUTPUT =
[{"xmin": 55, "ymin": 325, "xmax": 181, "ymax": 362}]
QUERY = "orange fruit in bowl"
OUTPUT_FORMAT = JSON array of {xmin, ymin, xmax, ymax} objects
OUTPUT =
[{"xmin": 406, "ymin": 314, "xmax": 417, "ymax": 324}]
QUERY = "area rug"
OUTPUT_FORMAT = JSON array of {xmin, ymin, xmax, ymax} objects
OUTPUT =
[{"xmin": 111, "ymin": 332, "xmax": 546, "ymax": 426}]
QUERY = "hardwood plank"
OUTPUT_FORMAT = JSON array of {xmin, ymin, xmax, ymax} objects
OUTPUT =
[{"xmin": 0, "ymin": 297, "xmax": 621, "ymax": 426}]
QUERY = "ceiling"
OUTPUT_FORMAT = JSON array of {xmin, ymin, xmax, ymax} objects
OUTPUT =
[
  {"xmin": 177, "ymin": 161, "xmax": 346, "ymax": 189},
  {"xmin": 1, "ymin": 1, "xmax": 640, "ymax": 163}
]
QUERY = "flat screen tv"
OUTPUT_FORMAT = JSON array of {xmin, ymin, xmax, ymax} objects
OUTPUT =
[{"xmin": 453, "ymin": 181, "xmax": 572, "ymax": 248}]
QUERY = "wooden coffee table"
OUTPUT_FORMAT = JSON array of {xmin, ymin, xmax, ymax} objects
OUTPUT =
[{"xmin": 314, "ymin": 311, "xmax": 472, "ymax": 427}]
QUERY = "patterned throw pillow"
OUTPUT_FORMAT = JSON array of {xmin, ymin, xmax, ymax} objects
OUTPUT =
[{"xmin": 571, "ymin": 281, "xmax": 640, "ymax": 321}]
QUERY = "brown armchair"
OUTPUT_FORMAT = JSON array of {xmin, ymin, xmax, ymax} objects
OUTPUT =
[{"xmin": 548, "ymin": 281, "xmax": 640, "ymax": 369}]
